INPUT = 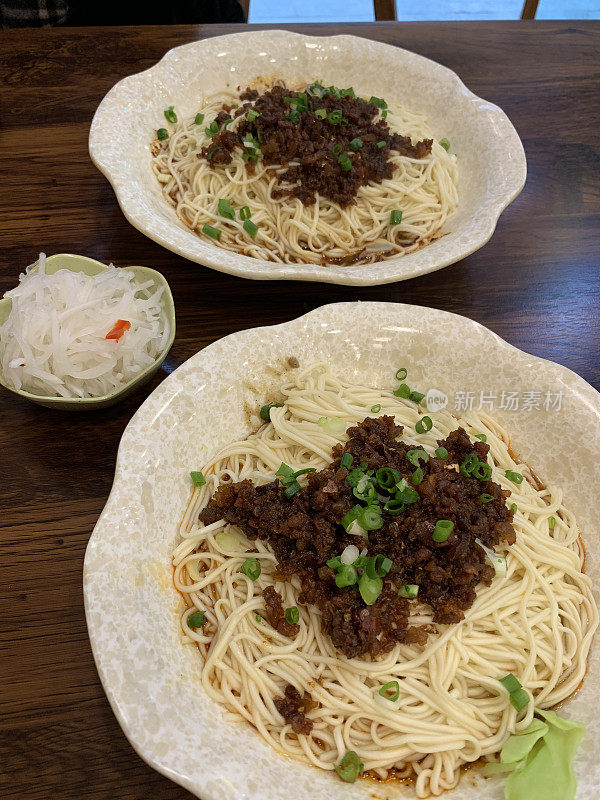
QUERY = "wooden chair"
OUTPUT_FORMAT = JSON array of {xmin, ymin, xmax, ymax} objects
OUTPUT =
[{"xmin": 240, "ymin": 0, "xmax": 538, "ymax": 23}]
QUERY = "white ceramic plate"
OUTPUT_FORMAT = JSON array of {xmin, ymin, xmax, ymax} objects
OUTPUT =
[
  {"xmin": 84, "ymin": 302, "xmax": 599, "ymax": 800},
  {"xmin": 89, "ymin": 30, "xmax": 526, "ymax": 286}
]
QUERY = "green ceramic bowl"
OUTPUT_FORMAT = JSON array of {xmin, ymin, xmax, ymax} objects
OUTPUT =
[{"xmin": 0, "ymin": 253, "xmax": 176, "ymax": 410}]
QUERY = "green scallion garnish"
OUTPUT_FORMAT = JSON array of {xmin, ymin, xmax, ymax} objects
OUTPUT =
[
  {"xmin": 369, "ymin": 95, "xmax": 388, "ymax": 110},
  {"xmin": 412, "ymin": 467, "xmax": 424, "ymax": 485},
  {"xmin": 335, "ymin": 751, "xmax": 364, "ymax": 783},
  {"xmin": 370, "ymin": 404, "xmax": 381, "ymax": 413},
  {"xmin": 480, "ymin": 493, "xmax": 494, "ymax": 503},
  {"xmin": 433, "ymin": 519, "xmax": 454, "ymax": 543},
  {"xmin": 243, "ymin": 219, "xmax": 259, "ymax": 238},
  {"xmin": 376, "ymin": 140, "xmax": 386, "ymax": 149},
  {"xmin": 409, "ymin": 391, "xmax": 425, "ymax": 402},
  {"xmin": 398, "ymin": 584, "xmax": 419, "ymax": 599},
  {"xmin": 505, "ymin": 470, "xmax": 524, "ymax": 484},
  {"xmin": 499, "ymin": 674, "xmax": 530, "ymax": 712},
  {"xmin": 315, "ymin": 108, "xmax": 327, "ymax": 119},
  {"xmin": 439, "ymin": 138, "xmax": 451, "ymax": 151},
  {"xmin": 338, "ymin": 153, "xmax": 352, "ymax": 171},
  {"xmin": 202, "ymin": 224, "xmax": 221, "ymax": 241},
  {"xmin": 194, "ymin": 113, "xmax": 205, "ymax": 125},
  {"xmin": 349, "ymin": 138, "xmax": 363, "ymax": 151},
  {"xmin": 205, "ymin": 120, "xmax": 219, "ymax": 137},
  {"xmin": 406, "ymin": 449, "xmax": 429, "ymax": 466},
  {"xmin": 259, "ymin": 402, "xmax": 283, "ymax": 421},
  {"xmin": 332, "ymin": 143, "xmax": 343, "ymax": 156},
  {"xmin": 378, "ymin": 680, "xmax": 400, "ymax": 702},
  {"xmin": 156, "ymin": 128, "xmax": 169, "ymax": 140},
  {"xmin": 394, "ymin": 383, "xmax": 411, "ymax": 399},
  {"xmin": 435, "ymin": 447, "xmax": 449, "ymax": 460},
  {"xmin": 190, "ymin": 471, "xmax": 206, "ymax": 486},
  {"xmin": 240, "ymin": 557, "xmax": 261, "ymax": 581},
  {"xmin": 384, "ymin": 498, "xmax": 405, "ymax": 515},
  {"xmin": 475, "ymin": 433, "xmax": 487, "ymax": 442},
  {"xmin": 549, "ymin": 516, "xmax": 556, "ymax": 529},
  {"xmin": 473, "ymin": 461, "xmax": 492, "ymax": 481},
  {"xmin": 396, "ymin": 368, "xmax": 408, "ymax": 380},
  {"xmin": 415, "ymin": 416, "xmax": 433, "ymax": 434},
  {"xmin": 340, "ymin": 452, "xmax": 353, "ymax": 469},
  {"xmin": 187, "ymin": 610, "xmax": 205, "ymax": 627},
  {"xmin": 335, "ymin": 564, "xmax": 358, "ymax": 588},
  {"xmin": 284, "ymin": 481, "xmax": 301, "ymax": 499},
  {"xmin": 357, "ymin": 506, "xmax": 383, "ymax": 531},
  {"xmin": 510, "ymin": 503, "xmax": 518, "ymax": 513},
  {"xmin": 284, "ymin": 606, "xmax": 300, "ymax": 625},
  {"xmin": 218, "ymin": 198, "xmax": 235, "ymax": 220},
  {"xmin": 390, "ymin": 209, "xmax": 403, "ymax": 225},
  {"xmin": 358, "ymin": 573, "xmax": 383, "ymax": 605},
  {"xmin": 164, "ymin": 105, "xmax": 177, "ymax": 123},
  {"xmin": 246, "ymin": 109, "xmax": 260, "ymax": 122},
  {"xmin": 499, "ymin": 673, "xmax": 522, "ymax": 693},
  {"xmin": 240, "ymin": 206, "xmax": 251, "ymax": 220}
]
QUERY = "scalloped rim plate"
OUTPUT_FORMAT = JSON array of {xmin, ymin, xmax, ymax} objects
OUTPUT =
[
  {"xmin": 89, "ymin": 30, "xmax": 526, "ymax": 286},
  {"xmin": 84, "ymin": 302, "xmax": 599, "ymax": 800}
]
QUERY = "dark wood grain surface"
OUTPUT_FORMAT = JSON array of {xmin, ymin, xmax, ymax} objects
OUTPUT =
[{"xmin": 1, "ymin": 21, "xmax": 599, "ymax": 800}]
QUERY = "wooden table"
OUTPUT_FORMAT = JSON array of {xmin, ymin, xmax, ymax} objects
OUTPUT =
[{"xmin": 1, "ymin": 20, "xmax": 598, "ymax": 800}]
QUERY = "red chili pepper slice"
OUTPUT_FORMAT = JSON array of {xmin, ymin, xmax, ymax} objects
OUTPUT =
[{"xmin": 105, "ymin": 319, "xmax": 131, "ymax": 341}]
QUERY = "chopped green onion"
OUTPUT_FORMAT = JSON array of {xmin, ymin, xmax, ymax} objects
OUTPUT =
[
  {"xmin": 376, "ymin": 140, "xmax": 386, "ymax": 149},
  {"xmin": 395, "ymin": 368, "xmax": 407, "ymax": 380},
  {"xmin": 190, "ymin": 471, "xmax": 206, "ymax": 486},
  {"xmin": 222, "ymin": 117, "xmax": 233, "ymax": 128},
  {"xmin": 409, "ymin": 391, "xmax": 425, "ymax": 402},
  {"xmin": 308, "ymin": 82, "xmax": 326, "ymax": 98},
  {"xmin": 439, "ymin": 138, "xmax": 451, "ymax": 151},
  {"xmin": 187, "ymin": 610, "xmax": 205, "ymax": 627},
  {"xmin": 505, "ymin": 470, "xmax": 524, "ymax": 484},
  {"xmin": 218, "ymin": 198, "xmax": 235, "ymax": 220},
  {"xmin": 378, "ymin": 680, "xmax": 400, "ymax": 702},
  {"xmin": 475, "ymin": 433, "xmax": 487, "ymax": 442},
  {"xmin": 412, "ymin": 467, "xmax": 424, "ymax": 485},
  {"xmin": 473, "ymin": 461, "xmax": 492, "ymax": 481},
  {"xmin": 156, "ymin": 128, "xmax": 169, "ymax": 140},
  {"xmin": 511, "ymin": 503, "xmax": 518, "ymax": 513},
  {"xmin": 293, "ymin": 467, "xmax": 317, "ymax": 478},
  {"xmin": 390, "ymin": 210, "xmax": 403, "ymax": 225},
  {"xmin": 164, "ymin": 105, "xmax": 177, "ymax": 123},
  {"xmin": 480, "ymin": 493, "xmax": 494, "ymax": 503},
  {"xmin": 369, "ymin": 95, "xmax": 388, "ymax": 109},
  {"xmin": 370, "ymin": 404, "xmax": 381, "ymax": 413},
  {"xmin": 407, "ymin": 449, "xmax": 429, "ymax": 466},
  {"xmin": 243, "ymin": 219, "xmax": 258, "ymax": 238},
  {"xmin": 346, "ymin": 468, "xmax": 365, "ymax": 488},
  {"xmin": 510, "ymin": 688, "xmax": 530, "ymax": 712},
  {"xmin": 284, "ymin": 606, "xmax": 300, "ymax": 624},
  {"xmin": 415, "ymin": 416, "xmax": 433, "ymax": 434},
  {"xmin": 205, "ymin": 120, "xmax": 219, "ymax": 136},
  {"xmin": 246, "ymin": 109, "xmax": 260, "ymax": 122},
  {"xmin": 384, "ymin": 498, "xmax": 405, "ymax": 515},
  {"xmin": 349, "ymin": 137, "xmax": 363, "ymax": 151},
  {"xmin": 398, "ymin": 584, "xmax": 419, "ymax": 599},
  {"xmin": 239, "ymin": 206, "xmax": 251, "ymax": 220},
  {"xmin": 284, "ymin": 480, "xmax": 301, "ymax": 499},
  {"xmin": 353, "ymin": 479, "xmax": 376, "ymax": 503},
  {"xmin": 359, "ymin": 573, "xmax": 382, "ymax": 605},
  {"xmin": 460, "ymin": 453, "xmax": 479, "ymax": 476},
  {"xmin": 341, "ymin": 505, "xmax": 362, "ymax": 531},
  {"xmin": 500, "ymin": 673, "xmax": 522, "ymax": 693},
  {"xmin": 338, "ymin": 153, "xmax": 352, "ymax": 171},
  {"xmin": 357, "ymin": 507, "xmax": 383, "ymax": 531},
  {"xmin": 194, "ymin": 113, "xmax": 205, "ymax": 125},
  {"xmin": 433, "ymin": 519, "xmax": 454, "ymax": 543},
  {"xmin": 240, "ymin": 557, "xmax": 261, "ymax": 581},
  {"xmin": 395, "ymin": 482, "xmax": 419, "ymax": 505},
  {"xmin": 255, "ymin": 613, "xmax": 262, "ymax": 622},
  {"xmin": 326, "ymin": 556, "xmax": 342, "ymax": 570},
  {"xmin": 340, "ymin": 452, "xmax": 353, "ymax": 469},
  {"xmin": 435, "ymin": 447, "xmax": 449, "ymax": 460},
  {"xmin": 202, "ymin": 224, "xmax": 221, "ymax": 240},
  {"xmin": 206, "ymin": 146, "xmax": 220, "ymax": 161},
  {"xmin": 332, "ymin": 143, "xmax": 343, "ymax": 155},
  {"xmin": 328, "ymin": 109, "xmax": 344, "ymax": 125},
  {"xmin": 375, "ymin": 467, "xmax": 400, "ymax": 490},
  {"xmin": 260, "ymin": 402, "xmax": 282, "ymax": 420},
  {"xmin": 335, "ymin": 751, "xmax": 364, "ymax": 783},
  {"xmin": 315, "ymin": 108, "xmax": 327, "ymax": 119},
  {"xmin": 276, "ymin": 462, "xmax": 295, "ymax": 482},
  {"xmin": 335, "ymin": 564, "xmax": 358, "ymax": 588},
  {"xmin": 318, "ymin": 416, "xmax": 346, "ymax": 436},
  {"xmin": 549, "ymin": 516, "xmax": 556, "ymax": 529},
  {"xmin": 366, "ymin": 554, "xmax": 392, "ymax": 578},
  {"xmin": 394, "ymin": 383, "xmax": 411, "ymax": 399}
]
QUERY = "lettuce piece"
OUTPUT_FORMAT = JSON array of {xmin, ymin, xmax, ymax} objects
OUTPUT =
[{"xmin": 483, "ymin": 709, "xmax": 585, "ymax": 800}]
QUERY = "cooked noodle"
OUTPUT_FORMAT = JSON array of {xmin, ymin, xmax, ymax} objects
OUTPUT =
[
  {"xmin": 173, "ymin": 364, "xmax": 597, "ymax": 796},
  {"xmin": 152, "ymin": 84, "xmax": 458, "ymax": 265}
]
